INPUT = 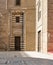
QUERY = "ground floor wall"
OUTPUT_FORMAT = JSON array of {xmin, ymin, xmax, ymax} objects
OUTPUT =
[
  {"xmin": 48, "ymin": 0, "xmax": 53, "ymax": 52},
  {"xmin": 25, "ymin": 9, "xmax": 35, "ymax": 51},
  {"xmin": 0, "ymin": 8, "xmax": 36, "ymax": 51}
]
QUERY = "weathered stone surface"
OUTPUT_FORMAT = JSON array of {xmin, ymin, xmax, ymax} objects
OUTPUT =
[
  {"xmin": 48, "ymin": 0, "xmax": 53, "ymax": 52},
  {"xmin": 0, "ymin": 0, "xmax": 35, "ymax": 51}
]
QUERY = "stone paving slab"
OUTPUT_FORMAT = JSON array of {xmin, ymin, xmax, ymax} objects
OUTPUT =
[
  {"xmin": 0, "ymin": 52, "xmax": 53, "ymax": 65},
  {"xmin": 0, "ymin": 57, "xmax": 53, "ymax": 65}
]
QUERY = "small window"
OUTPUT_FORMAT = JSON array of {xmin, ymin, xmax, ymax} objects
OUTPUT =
[
  {"xmin": 16, "ymin": 0, "xmax": 21, "ymax": 5},
  {"xmin": 38, "ymin": 0, "xmax": 41, "ymax": 21},
  {"xmin": 38, "ymin": 11, "xmax": 41, "ymax": 21},
  {"xmin": 16, "ymin": 16, "xmax": 20, "ymax": 23}
]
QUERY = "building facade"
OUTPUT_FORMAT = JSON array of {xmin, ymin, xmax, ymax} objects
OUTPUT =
[
  {"xmin": 36, "ymin": 0, "xmax": 53, "ymax": 53},
  {"xmin": 0, "ymin": 0, "xmax": 35, "ymax": 51}
]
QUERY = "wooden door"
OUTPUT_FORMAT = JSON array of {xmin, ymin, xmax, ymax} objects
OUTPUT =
[{"xmin": 15, "ymin": 36, "xmax": 21, "ymax": 51}]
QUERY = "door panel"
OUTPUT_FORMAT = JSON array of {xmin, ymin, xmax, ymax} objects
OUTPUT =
[{"xmin": 15, "ymin": 36, "xmax": 21, "ymax": 51}]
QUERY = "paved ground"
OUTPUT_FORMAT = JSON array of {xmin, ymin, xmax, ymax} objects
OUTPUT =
[
  {"xmin": 0, "ymin": 52, "xmax": 52, "ymax": 65},
  {"xmin": 0, "ymin": 57, "xmax": 53, "ymax": 65}
]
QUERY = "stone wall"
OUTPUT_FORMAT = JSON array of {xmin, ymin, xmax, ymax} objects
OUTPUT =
[
  {"xmin": 48, "ymin": 0, "xmax": 53, "ymax": 52},
  {"xmin": 0, "ymin": 0, "xmax": 36, "ymax": 51},
  {"xmin": 36, "ymin": 0, "xmax": 48, "ymax": 53}
]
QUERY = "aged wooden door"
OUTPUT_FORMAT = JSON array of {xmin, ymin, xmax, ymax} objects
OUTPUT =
[{"xmin": 15, "ymin": 36, "xmax": 21, "ymax": 51}]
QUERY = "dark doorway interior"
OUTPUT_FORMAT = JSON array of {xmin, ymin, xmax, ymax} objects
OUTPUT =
[
  {"xmin": 38, "ymin": 31, "xmax": 41, "ymax": 52},
  {"xmin": 15, "ymin": 36, "xmax": 21, "ymax": 51}
]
